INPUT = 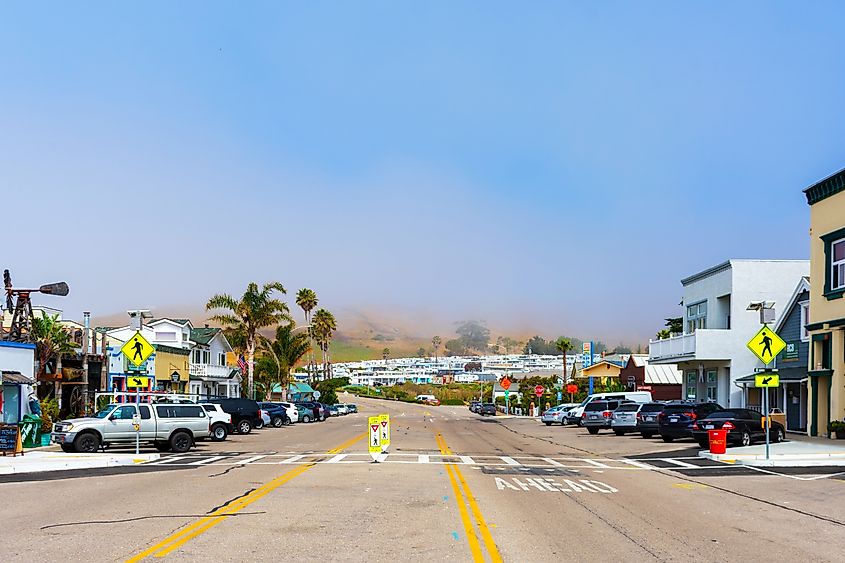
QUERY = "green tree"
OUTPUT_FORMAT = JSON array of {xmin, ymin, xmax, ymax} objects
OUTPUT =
[
  {"xmin": 31, "ymin": 311, "xmax": 77, "ymax": 377},
  {"xmin": 655, "ymin": 329, "xmax": 671, "ymax": 340},
  {"xmin": 432, "ymin": 335, "xmax": 441, "ymax": 363},
  {"xmin": 295, "ymin": 288, "xmax": 318, "ymax": 381},
  {"xmin": 445, "ymin": 338, "xmax": 466, "ymax": 356},
  {"xmin": 312, "ymin": 308, "xmax": 337, "ymax": 380},
  {"xmin": 260, "ymin": 322, "xmax": 311, "ymax": 401},
  {"xmin": 382, "ymin": 348, "xmax": 390, "ymax": 362},
  {"xmin": 554, "ymin": 337, "xmax": 573, "ymax": 384},
  {"xmin": 665, "ymin": 317, "xmax": 683, "ymax": 334},
  {"xmin": 611, "ymin": 345, "xmax": 632, "ymax": 354},
  {"xmin": 417, "ymin": 347, "xmax": 426, "ymax": 358},
  {"xmin": 206, "ymin": 281, "xmax": 291, "ymax": 399},
  {"xmin": 455, "ymin": 320, "xmax": 490, "ymax": 353}
]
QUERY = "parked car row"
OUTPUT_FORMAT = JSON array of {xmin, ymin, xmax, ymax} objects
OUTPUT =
[
  {"xmin": 52, "ymin": 396, "xmax": 359, "ymax": 454},
  {"xmin": 469, "ymin": 402, "xmax": 497, "ymax": 416},
  {"xmin": 538, "ymin": 392, "xmax": 787, "ymax": 449}
]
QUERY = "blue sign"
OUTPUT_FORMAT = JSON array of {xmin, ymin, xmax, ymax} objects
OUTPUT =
[
  {"xmin": 557, "ymin": 391, "xmax": 562, "ymax": 402},
  {"xmin": 582, "ymin": 341, "xmax": 593, "ymax": 368}
]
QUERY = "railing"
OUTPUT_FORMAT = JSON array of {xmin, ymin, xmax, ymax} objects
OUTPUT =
[
  {"xmin": 189, "ymin": 364, "xmax": 231, "ymax": 378},
  {"xmin": 649, "ymin": 333, "xmax": 696, "ymax": 360}
]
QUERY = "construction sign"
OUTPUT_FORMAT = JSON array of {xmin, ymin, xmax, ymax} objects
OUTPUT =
[
  {"xmin": 121, "ymin": 331, "xmax": 154, "ymax": 367},
  {"xmin": 746, "ymin": 325, "xmax": 786, "ymax": 365},
  {"xmin": 368, "ymin": 416, "xmax": 381, "ymax": 461},
  {"xmin": 378, "ymin": 414, "xmax": 390, "ymax": 453}
]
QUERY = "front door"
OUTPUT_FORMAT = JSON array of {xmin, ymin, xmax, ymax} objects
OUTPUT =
[
  {"xmin": 786, "ymin": 383, "xmax": 801, "ymax": 430},
  {"xmin": 107, "ymin": 405, "xmax": 138, "ymax": 441}
]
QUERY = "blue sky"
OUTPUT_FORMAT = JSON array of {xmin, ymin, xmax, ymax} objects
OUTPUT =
[{"xmin": 2, "ymin": 2, "xmax": 844, "ymax": 343}]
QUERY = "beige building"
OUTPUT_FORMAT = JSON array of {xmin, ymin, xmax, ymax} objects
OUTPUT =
[{"xmin": 804, "ymin": 169, "xmax": 845, "ymax": 436}]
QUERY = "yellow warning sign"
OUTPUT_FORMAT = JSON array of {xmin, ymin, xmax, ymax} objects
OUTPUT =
[
  {"xmin": 126, "ymin": 376, "xmax": 150, "ymax": 388},
  {"xmin": 368, "ymin": 416, "xmax": 381, "ymax": 460},
  {"xmin": 755, "ymin": 373, "xmax": 780, "ymax": 388},
  {"xmin": 746, "ymin": 325, "xmax": 786, "ymax": 365},
  {"xmin": 378, "ymin": 414, "xmax": 390, "ymax": 453},
  {"xmin": 121, "ymin": 331, "xmax": 154, "ymax": 367}
]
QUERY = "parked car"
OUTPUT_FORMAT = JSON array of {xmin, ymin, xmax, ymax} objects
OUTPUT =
[
  {"xmin": 542, "ymin": 404, "xmax": 577, "ymax": 426},
  {"xmin": 611, "ymin": 403, "xmax": 642, "ymax": 435},
  {"xmin": 200, "ymin": 403, "xmax": 233, "ymax": 441},
  {"xmin": 211, "ymin": 398, "xmax": 262, "ymax": 435},
  {"xmin": 275, "ymin": 402, "xmax": 299, "ymax": 423},
  {"xmin": 346, "ymin": 404, "xmax": 358, "ymax": 413},
  {"xmin": 295, "ymin": 402, "xmax": 322, "ymax": 423},
  {"xmin": 327, "ymin": 405, "xmax": 340, "ymax": 416},
  {"xmin": 336, "ymin": 404, "xmax": 350, "ymax": 415},
  {"xmin": 52, "ymin": 403, "xmax": 210, "ymax": 453},
  {"xmin": 258, "ymin": 402, "xmax": 291, "ymax": 427},
  {"xmin": 658, "ymin": 401, "xmax": 723, "ymax": 443},
  {"xmin": 582, "ymin": 400, "xmax": 628, "ymax": 434},
  {"xmin": 635, "ymin": 402, "xmax": 665, "ymax": 439},
  {"xmin": 469, "ymin": 401, "xmax": 481, "ymax": 413},
  {"xmin": 568, "ymin": 391, "xmax": 653, "ymax": 425},
  {"xmin": 478, "ymin": 403, "xmax": 497, "ymax": 416},
  {"xmin": 692, "ymin": 409, "xmax": 786, "ymax": 448}
]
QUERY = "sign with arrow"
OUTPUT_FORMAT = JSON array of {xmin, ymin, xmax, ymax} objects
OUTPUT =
[
  {"xmin": 755, "ymin": 373, "xmax": 780, "ymax": 388},
  {"xmin": 378, "ymin": 414, "xmax": 390, "ymax": 453},
  {"xmin": 368, "ymin": 416, "xmax": 381, "ymax": 461},
  {"xmin": 121, "ymin": 331, "xmax": 154, "ymax": 367},
  {"xmin": 126, "ymin": 376, "xmax": 150, "ymax": 388}
]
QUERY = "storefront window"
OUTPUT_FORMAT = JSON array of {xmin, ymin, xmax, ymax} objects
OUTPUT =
[
  {"xmin": 2, "ymin": 385, "xmax": 20, "ymax": 423},
  {"xmin": 706, "ymin": 370, "xmax": 718, "ymax": 401},
  {"xmin": 686, "ymin": 371, "xmax": 697, "ymax": 400}
]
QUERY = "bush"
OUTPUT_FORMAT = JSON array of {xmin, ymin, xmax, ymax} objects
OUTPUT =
[
  {"xmin": 829, "ymin": 420, "xmax": 845, "ymax": 432},
  {"xmin": 440, "ymin": 398, "xmax": 465, "ymax": 406},
  {"xmin": 40, "ymin": 398, "xmax": 59, "ymax": 433}
]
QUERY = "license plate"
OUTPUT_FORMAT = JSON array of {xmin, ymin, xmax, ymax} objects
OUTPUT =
[
  {"xmin": 704, "ymin": 424, "xmax": 714, "ymax": 430},
  {"xmin": 589, "ymin": 415, "xmax": 598, "ymax": 419},
  {"xmin": 645, "ymin": 416, "xmax": 654, "ymax": 422},
  {"xmin": 669, "ymin": 417, "xmax": 679, "ymax": 423}
]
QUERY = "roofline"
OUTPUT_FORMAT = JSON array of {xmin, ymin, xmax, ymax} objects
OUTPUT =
[
  {"xmin": 774, "ymin": 277, "xmax": 811, "ymax": 332},
  {"xmin": 681, "ymin": 260, "xmax": 731, "ymax": 286},
  {"xmin": 804, "ymin": 166, "xmax": 845, "ymax": 205}
]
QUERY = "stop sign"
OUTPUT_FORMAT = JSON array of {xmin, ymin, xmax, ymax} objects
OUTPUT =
[
  {"xmin": 566, "ymin": 384, "xmax": 578, "ymax": 394},
  {"xmin": 534, "ymin": 385, "xmax": 544, "ymax": 397},
  {"xmin": 500, "ymin": 377, "xmax": 511, "ymax": 390}
]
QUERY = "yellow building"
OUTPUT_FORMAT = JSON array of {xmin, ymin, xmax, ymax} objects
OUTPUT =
[
  {"xmin": 578, "ymin": 360, "xmax": 624, "ymax": 386},
  {"xmin": 153, "ymin": 344, "xmax": 190, "ymax": 393},
  {"xmin": 804, "ymin": 170, "xmax": 845, "ymax": 436}
]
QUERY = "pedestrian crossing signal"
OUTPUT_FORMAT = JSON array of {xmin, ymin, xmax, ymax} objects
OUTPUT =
[{"xmin": 746, "ymin": 325, "xmax": 786, "ymax": 365}]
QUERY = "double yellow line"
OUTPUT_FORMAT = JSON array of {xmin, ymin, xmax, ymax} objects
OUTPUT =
[
  {"xmin": 126, "ymin": 432, "xmax": 366, "ymax": 561},
  {"xmin": 435, "ymin": 433, "xmax": 502, "ymax": 563}
]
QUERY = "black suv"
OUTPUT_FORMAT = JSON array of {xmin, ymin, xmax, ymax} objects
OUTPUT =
[
  {"xmin": 636, "ymin": 402, "xmax": 666, "ymax": 439},
  {"xmin": 211, "ymin": 398, "xmax": 262, "ymax": 434},
  {"xmin": 658, "ymin": 401, "xmax": 723, "ymax": 442},
  {"xmin": 478, "ymin": 403, "xmax": 496, "ymax": 416}
]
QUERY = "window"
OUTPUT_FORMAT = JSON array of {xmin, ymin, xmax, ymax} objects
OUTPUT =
[
  {"xmin": 182, "ymin": 332, "xmax": 188, "ymax": 341},
  {"xmin": 799, "ymin": 301, "xmax": 810, "ymax": 342},
  {"xmin": 219, "ymin": 353, "xmax": 226, "ymax": 366},
  {"xmin": 155, "ymin": 405, "xmax": 206, "ymax": 418},
  {"xmin": 686, "ymin": 301, "xmax": 707, "ymax": 333},
  {"xmin": 139, "ymin": 406, "xmax": 151, "ymax": 419},
  {"xmin": 832, "ymin": 239, "xmax": 845, "ymax": 291},
  {"xmin": 155, "ymin": 332, "xmax": 176, "ymax": 341},
  {"xmin": 706, "ymin": 370, "xmax": 718, "ymax": 401},
  {"xmin": 686, "ymin": 371, "xmax": 697, "ymax": 400},
  {"xmin": 112, "ymin": 406, "xmax": 136, "ymax": 420}
]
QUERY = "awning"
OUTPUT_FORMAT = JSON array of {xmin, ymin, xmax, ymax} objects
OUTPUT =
[
  {"xmin": 1, "ymin": 371, "xmax": 34, "ymax": 385},
  {"xmin": 736, "ymin": 367, "xmax": 808, "ymax": 384}
]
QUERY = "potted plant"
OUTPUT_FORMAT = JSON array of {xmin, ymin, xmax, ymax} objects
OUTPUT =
[
  {"xmin": 828, "ymin": 420, "xmax": 845, "ymax": 439},
  {"xmin": 40, "ymin": 398, "xmax": 60, "ymax": 447}
]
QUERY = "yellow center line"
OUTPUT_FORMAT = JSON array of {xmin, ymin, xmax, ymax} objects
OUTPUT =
[
  {"xmin": 436, "ymin": 433, "xmax": 503, "ymax": 563},
  {"xmin": 127, "ymin": 431, "xmax": 367, "ymax": 562}
]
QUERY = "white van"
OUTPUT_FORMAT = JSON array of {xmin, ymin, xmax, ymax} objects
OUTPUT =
[
  {"xmin": 567, "ymin": 391, "xmax": 653, "ymax": 425},
  {"xmin": 415, "ymin": 394, "xmax": 436, "ymax": 402}
]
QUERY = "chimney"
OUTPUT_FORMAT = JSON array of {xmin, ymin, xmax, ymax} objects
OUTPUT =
[{"xmin": 204, "ymin": 323, "xmax": 209, "ymax": 328}]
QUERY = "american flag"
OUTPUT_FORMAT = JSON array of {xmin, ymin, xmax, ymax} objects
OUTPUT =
[{"xmin": 237, "ymin": 355, "xmax": 247, "ymax": 374}]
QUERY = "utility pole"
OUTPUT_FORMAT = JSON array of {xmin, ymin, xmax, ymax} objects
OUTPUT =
[{"xmin": 81, "ymin": 311, "xmax": 90, "ymax": 414}]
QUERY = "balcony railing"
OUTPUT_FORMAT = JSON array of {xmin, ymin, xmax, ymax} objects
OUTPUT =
[
  {"xmin": 649, "ymin": 333, "xmax": 696, "ymax": 361},
  {"xmin": 189, "ymin": 364, "xmax": 231, "ymax": 378}
]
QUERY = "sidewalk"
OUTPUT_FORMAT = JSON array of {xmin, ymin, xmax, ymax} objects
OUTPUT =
[
  {"xmin": 700, "ymin": 439, "xmax": 845, "ymax": 467},
  {"xmin": 0, "ymin": 451, "xmax": 160, "ymax": 475}
]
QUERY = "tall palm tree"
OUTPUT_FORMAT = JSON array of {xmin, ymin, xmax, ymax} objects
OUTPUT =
[
  {"xmin": 295, "ymin": 288, "xmax": 318, "ymax": 382},
  {"xmin": 554, "ymin": 337, "xmax": 573, "ymax": 385},
  {"xmin": 382, "ymin": 348, "xmax": 390, "ymax": 363},
  {"xmin": 432, "ymin": 335, "xmax": 441, "ymax": 365},
  {"xmin": 312, "ymin": 308, "xmax": 337, "ymax": 380},
  {"xmin": 31, "ymin": 312, "xmax": 77, "ymax": 405},
  {"xmin": 206, "ymin": 282, "xmax": 290, "ymax": 399},
  {"xmin": 261, "ymin": 322, "xmax": 311, "ymax": 401}
]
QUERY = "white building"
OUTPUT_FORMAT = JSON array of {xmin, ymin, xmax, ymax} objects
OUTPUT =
[{"xmin": 649, "ymin": 259, "xmax": 809, "ymax": 407}]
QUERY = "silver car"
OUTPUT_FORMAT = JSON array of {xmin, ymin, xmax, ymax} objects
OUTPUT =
[
  {"xmin": 542, "ymin": 404, "xmax": 577, "ymax": 426},
  {"xmin": 611, "ymin": 402, "xmax": 642, "ymax": 435}
]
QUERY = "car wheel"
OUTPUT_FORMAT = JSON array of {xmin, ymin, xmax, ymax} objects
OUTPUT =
[
  {"xmin": 211, "ymin": 424, "xmax": 228, "ymax": 441},
  {"xmin": 661, "ymin": 436, "xmax": 674, "ymax": 443},
  {"xmin": 73, "ymin": 432, "xmax": 100, "ymax": 453},
  {"xmin": 740, "ymin": 430, "xmax": 751, "ymax": 447},
  {"xmin": 773, "ymin": 427, "xmax": 785, "ymax": 443},
  {"xmin": 272, "ymin": 416, "xmax": 284, "ymax": 428},
  {"xmin": 641, "ymin": 432, "xmax": 654, "ymax": 439},
  {"xmin": 155, "ymin": 441, "xmax": 171, "ymax": 452},
  {"xmin": 613, "ymin": 429, "xmax": 625, "ymax": 436},
  {"xmin": 255, "ymin": 418, "xmax": 264, "ymax": 430},
  {"xmin": 60, "ymin": 443, "xmax": 75, "ymax": 453},
  {"xmin": 544, "ymin": 422, "xmax": 552, "ymax": 426},
  {"xmin": 561, "ymin": 418, "xmax": 569, "ymax": 426},
  {"xmin": 587, "ymin": 427, "xmax": 599, "ymax": 435},
  {"xmin": 302, "ymin": 414, "xmax": 311, "ymax": 423},
  {"xmin": 697, "ymin": 439, "xmax": 709, "ymax": 449},
  {"xmin": 238, "ymin": 419, "xmax": 252, "ymax": 434},
  {"xmin": 170, "ymin": 431, "xmax": 192, "ymax": 453}
]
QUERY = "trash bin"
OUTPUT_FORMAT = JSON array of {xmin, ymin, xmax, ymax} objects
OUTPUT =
[
  {"xmin": 708, "ymin": 429, "xmax": 727, "ymax": 455},
  {"xmin": 19, "ymin": 414, "xmax": 42, "ymax": 448}
]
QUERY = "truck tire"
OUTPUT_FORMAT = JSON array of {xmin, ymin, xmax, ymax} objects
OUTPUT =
[
  {"xmin": 211, "ymin": 423, "xmax": 228, "ymax": 441},
  {"xmin": 74, "ymin": 432, "xmax": 100, "ymax": 453},
  {"xmin": 237, "ymin": 419, "xmax": 252, "ymax": 434},
  {"xmin": 170, "ymin": 431, "xmax": 193, "ymax": 453}
]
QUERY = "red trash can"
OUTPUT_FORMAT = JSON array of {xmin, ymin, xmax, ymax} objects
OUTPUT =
[{"xmin": 708, "ymin": 429, "xmax": 727, "ymax": 454}]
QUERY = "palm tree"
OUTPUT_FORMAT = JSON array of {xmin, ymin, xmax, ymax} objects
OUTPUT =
[
  {"xmin": 206, "ymin": 282, "xmax": 291, "ymax": 399},
  {"xmin": 656, "ymin": 329, "xmax": 671, "ymax": 340},
  {"xmin": 295, "ymin": 288, "xmax": 318, "ymax": 382},
  {"xmin": 432, "ymin": 336, "xmax": 441, "ymax": 365},
  {"xmin": 554, "ymin": 337, "xmax": 573, "ymax": 385},
  {"xmin": 31, "ymin": 312, "xmax": 77, "ymax": 404},
  {"xmin": 261, "ymin": 323, "xmax": 311, "ymax": 401},
  {"xmin": 382, "ymin": 348, "xmax": 390, "ymax": 363},
  {"xmin": 312, "ymin": 308, "xmax": 337, "ymax": 380}
]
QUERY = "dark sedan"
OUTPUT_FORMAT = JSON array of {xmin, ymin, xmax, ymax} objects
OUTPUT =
[
  {"xmin": 478, "ymin": 403, "xmax": 496, "ymax": 416},
  {"xmin": 258, "ymin": 402, "xmax": 291, "ymax": 427},
  {"xmin": 636, "ymin": 402, "xmax": 665, "ymax": 439},
  {"xmin": 692, "ymin": 409, "xmax": 786, "ymax": 448},
  {"xmin": 658, "ymin": 401, "xmax": 723, "ymax": 442}
]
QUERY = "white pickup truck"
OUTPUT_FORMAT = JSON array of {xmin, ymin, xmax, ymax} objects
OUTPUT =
[{"xmin": 52, "ymin": 403, "xmax": 211, "ymax": 453}]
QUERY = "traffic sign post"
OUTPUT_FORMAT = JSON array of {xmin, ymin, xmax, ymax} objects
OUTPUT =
[
  {"xmin": 747, "ymin": 323, "xmax": 784, "ymax": 461},
  {"xmin": 368, "ymin": 416, "xmax": 381, "ymax": 462},
  {"xmin": 504, "ymin": 390, "xmax": 509, "ymax": 415},
  {"xmin": 122, "ymin": 330, "xmax": 154, "ymax": 455},
  {"xmin": 534, "ymin": 385, "xmax": 544, "ymax": 416},
  {"xmin": 378, "ymin": 414, "xmax": 390, "ymax": 453}
]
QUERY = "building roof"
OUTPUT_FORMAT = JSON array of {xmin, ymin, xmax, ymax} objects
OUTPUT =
[
  {"xmin": 151, "ymin": 318, "xmax": 192, "ymax": 326},
  {"xmin": 627, "ymin": 355, "xmax": 682, "ymax": 385},
  {"xmin": 190, "ymin": 327, "xmax": 221, "ymax": 346},
  {"xmin": 1, "ymin": 371, "xmax": 34, "ymax": 384},
  {"xmin": 153, "ymin": 344, "xmax": 190, "ymax": 356},
  {"xmin": 804, "ymin": 166, "xmax": 845, "ymax": 205},
  {"xmin": 735, "ymin": 367, "xmax": 807, "ymax": 383},
  {"xmin": 775, "ymin": 276, "xmax": 811, "ymax": 333},
  {"xmin": 272, "ymin": 382, "xmax": 316, "ymax": 393}
]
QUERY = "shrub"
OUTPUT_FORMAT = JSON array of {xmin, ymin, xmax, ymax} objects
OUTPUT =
[
  {"xmin": 829, "ymin": 420, "xmax": 845, "ymax": 432},
  {"xmin": 440, "ymin": 398, "xmax": 465, "ymax": 406},
  {"xmin": 40, "ymin": 398, "xmax": 59, "ymax": 433}
]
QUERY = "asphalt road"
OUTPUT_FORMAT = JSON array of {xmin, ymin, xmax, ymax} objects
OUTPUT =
[{"xmin": 5, "ymin": 395, "xmax": 845, "ymax": 562}]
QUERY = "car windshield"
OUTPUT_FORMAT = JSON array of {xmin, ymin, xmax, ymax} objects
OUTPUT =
[
  {"xmin": 640, "ymin": 404, "xmax": 664, "ymax": 413},
  {"xmin": 585, "ymin": 402, "xmax": 609, "ymax": 412},
  {"xmin": 616, "ymin": 404, "xmax": 639, "ymax": 412},
  {"xmin": 94, "ymin": 406, "xmax": 117, "ymax": 418}
]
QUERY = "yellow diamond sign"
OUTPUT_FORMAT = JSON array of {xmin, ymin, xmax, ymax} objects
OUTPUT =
[
  {"xmin": 746, "ymin": 325, "xmax": 786, "ymax": 365},
  {"xmin": 121, "ymin": 331, "xmax": 155, "ymax": 367}
]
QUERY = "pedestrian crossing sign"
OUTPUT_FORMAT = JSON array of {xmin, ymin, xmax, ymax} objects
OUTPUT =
[
  {"xmin": 378, "ymin": 414, "xmax": 390, "ymax": 453},
  {"xmin": 121, "ymin": 331, "xmax": 154, "ymax": 367},
  {"xmin": 746, "ymin": 325, "xmax": 786, "ymax": 365},
  {"xmin": 368, "ymin": 416, "xmax": 381, "ymax": 460}
]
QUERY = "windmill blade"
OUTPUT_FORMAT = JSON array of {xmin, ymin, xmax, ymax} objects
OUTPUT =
[{"xmin": 39, "ymin": 282, "xmax": 69, "ymax": 296}]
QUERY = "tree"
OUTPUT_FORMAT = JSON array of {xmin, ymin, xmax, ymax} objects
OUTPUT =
[
  {"xmin": 454, "ymin": 320, "xmax": 490, "ymax": 353},
  {"xmin": 554, "ymin": 337, "xmax": 573, "ymax": 384},
  {"xmin": 611, "ymin": 345, "xmax": 632, "ymax": 354},
  {"xmin": 382, "ymin": 348, "xmax": 390, "ymax": 363},
  {"xmin": 31, "ymin": 312, "xmax": 77, "ymax": 404},
  {"xmin": 417, "ymin": 347, "xmax": 426, "ymax": 358},
  {"xmin": 312, "ymin": 308, "xmax": 337, "ymax": 380},
  {"xmin": 206, "ymin": 282, "xmax": 291, "ymax": 400},
  {"xmin": 655, "ymin": 329, "xmax": 671, "ymax": 340},
  {"xmin": 432, "ymin": 336, "xmax": 441, "ymax": 363},
  {"xmin": 445, "ymin": 338, "xmax": 466, "ymax": 356},
  {"xmin": 665, "ymin": 317, "xmax": 683, "ymax": 334},
  {"xmin": 260, "ymin": 322, "xmax": 311, "ymax": 401},
  {"xmin": 295, "ymin": 288, "xmax": 318, "ymax": 382}
]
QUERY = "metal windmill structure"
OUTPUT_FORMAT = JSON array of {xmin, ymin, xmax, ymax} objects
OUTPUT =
[{"xmin": 2, "ymin": 269, "xmax": 69, "ymax": 342}]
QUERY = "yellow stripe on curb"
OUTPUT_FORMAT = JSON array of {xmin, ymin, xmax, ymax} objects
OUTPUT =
[{"xmin": 127, "ymin": 432, "xmax": 367, "ymax": 562}]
